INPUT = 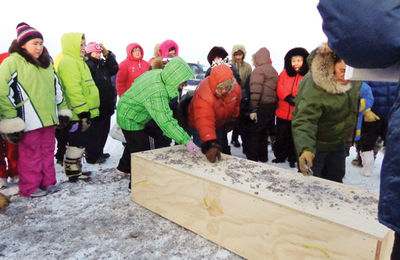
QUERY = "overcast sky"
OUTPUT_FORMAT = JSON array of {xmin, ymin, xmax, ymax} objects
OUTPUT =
[{"xmin": 0, "ymin": 0, "xmax": 326, "ymax": 71}]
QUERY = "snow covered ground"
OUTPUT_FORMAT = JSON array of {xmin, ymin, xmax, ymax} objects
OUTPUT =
[{"xmin": 0, "ymin": 116, "xmax": 384, "ymax": 259}]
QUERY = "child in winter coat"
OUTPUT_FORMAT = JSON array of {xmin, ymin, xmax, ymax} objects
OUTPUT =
[
  {"xmin": 57, "ymin": 32, "xmax": 100, "ymax": 182},
  {"xmin": 84, "ymin": 42, "xmax": 119, "ymax": 164},
  {"xmin": 0, "ymin": 53, "xmax": 19, "ymax": 189},
  {"xmin": 0, "ymin": 23, "xmax": 71, "ymax": 197},
  {"xmin": 116, "ymin": 43, "xmax": 149, "ymax": 97},
  {"xmin": 273, "ymin": 47, "xmax": 309, "ymax": 168},
  {"xmin": 353, "ymin": 82, "xmax": 375, "ymax": 177},
  {"xmin": 187, "ymin": 64, "xmax": 242, "ymax": 163},
  {"xmin": 117, "ymin": 57, "xmax": 199, "ymax": 188}
]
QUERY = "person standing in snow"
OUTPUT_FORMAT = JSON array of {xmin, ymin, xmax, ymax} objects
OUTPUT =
[
  {"xmin": 186, "ymin": 64, "xmax": 242, "ymax": 163},
  {"xmin": 229, "ymin": 44, "xmax": 253, "ymax": 148},
  {"xmin": 116, "ymin": 43, "xmax": 149, "ymax": 97},
  {"xmin": 292, "ymin": 43, "xmax": 361, "ymax": 182},
  {"xmin": 84, "ymin": 42, "xmax": 119, "ymax": 164},
  {"xmin": 318, "ymin": 1, "xmax": 400, "ymax": 256},
  {"xmin": 57, "ymin": 32, "xmax": 100, "ymax": 182},
  {"xmin": 0, "ymin": 23, "xmax": 71, "ymax": 197},
  {"xmin": 244, "ymin": 47, "xmax": 278, "ymax": 162},
  {"xmin": 352, "ymin": 81, "xmax": 396, "ymax": 169},
  {"xmin": 353, "ymin": 82, "xmax": 376, "ymax": 177},
  {"xmin": 0, "ymin": 52, "xmax": 19, "ymax": 189},
  {"xmin": 273, "ymin": 47, "xmax": 309, "ymax": 168},
  {"xmin": 116, "ymin": 56, "xmax": 199, "ymax": 189}
]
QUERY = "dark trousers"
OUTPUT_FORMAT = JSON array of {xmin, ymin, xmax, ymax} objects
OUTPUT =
[
  {"xmin": 85, "ymin": 115, "xmax": 111, "ymax": 161},
  {"xmin": 68, "ymin": 122, "xmax": 90, "ymax": 148},
  {"xmin": 55, "ymin": 126, "xmax": 70, "ymax": 161},
  {"xmin": 392, "ymin": 232, "xmax": 400, "ymax": 260},
  {"xmin": 117, "ymin": 128, "xmax": 158, "ymax": 173},
  {"xmin": 273, "ymin": 117, "xmax": 296, "ymax": 163},
  {"xmin": 311, "ymin": 143, "xmax": 346, "ymax": 183},
  {"xmin": 358, "ymin": 118, "xmax": 388, "ymax": 151},
  {"xmin": 245, "ymin": 104, "xmax": 276, "ymax": 162}
]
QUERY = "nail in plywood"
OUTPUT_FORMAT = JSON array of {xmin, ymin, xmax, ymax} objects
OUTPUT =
[{"xmin": 131, "ymin": 146, "xmax": 394, "ymax": 260}]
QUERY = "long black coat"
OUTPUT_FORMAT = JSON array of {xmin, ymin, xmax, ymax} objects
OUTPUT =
[{"xmin": 85, "ymin": 52, "xmax": 119, "ymax": 117}]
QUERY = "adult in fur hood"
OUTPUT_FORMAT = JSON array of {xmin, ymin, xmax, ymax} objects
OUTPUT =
[
  {"xmin": 273, "ymin": 47, "xmax": 309, "ymax": 168},
  {"xmin": 0, "ymin": 23, "xmax": 71, "ymax": 197},
  {"xmin": 292, "ymin": 43, "xmax": 361, "ymax": 182},
  {"xmin": 318, "ymin": 2, "xmax": 400, "ymax": 255},
  {"xmin": 229, "ymin": 44, "xmax": 253, "ymax": 148}
]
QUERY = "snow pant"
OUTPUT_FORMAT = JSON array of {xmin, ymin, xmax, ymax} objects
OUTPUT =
[
  {"xmin": 191, "ymin": 127, "xmax": 231, "ymax": 155},
  {"xmin": 311, "ymin": 143, "xmax": 346, "ymax": 183},
  {"xmin": 273, "ymin": 117, "xmax": 296, "ymax": 163},
  {"xmin": 85, "ymin": 115, "xmax": 111, "ymax": 162},
  {"xmin": 0, "ymin": 136, "xmax": 18, "ymax": 178},
  {"xmin": 64, "ymin": 122, "xmax": 90, "ymax": 178},
  {"xmin": 55, "ymin": 125, "xmax": 69, "ymax": 161},
  {"xmin": 18, "ymin": 126, "xmax": 56, "ymax": 196},
  {"xmin": 118, "ymin": 129, "xmax": 155, "ymax": 174},
  {"xmin": 392, "ymin": 232, "xmax": 400, "ymax": 260},
  {"xmin": 357, "ymin": 118, "xmax": 388, "ymax": 152},
  {"xmin": 244, "ymin": 104, "xmax": 276, "ymax": 162}
]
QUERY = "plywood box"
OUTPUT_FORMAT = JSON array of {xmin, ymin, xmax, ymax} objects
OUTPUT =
[{"xmin": 131, "ymin": 146, "xmax": 394, "ymax": 260}]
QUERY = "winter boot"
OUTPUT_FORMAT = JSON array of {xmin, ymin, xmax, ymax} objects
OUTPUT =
[
  {"xmin": 64, "ymin": 146, "xmax": 91, "ymax": 182},
  {"xmin": 351, "ymin": 150, "xmax": 362, "ymax": 167},
  {"xmin": 360, "ymin": 150, "xmax": 374, "ymax": 177}
]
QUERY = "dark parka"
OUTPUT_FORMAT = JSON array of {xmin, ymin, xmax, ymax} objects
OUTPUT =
[
  {"xmin": 292, "ymin": 43, "xmax": 361, "ymax": 156},
  {"xmin": 85, "ymin": 53, "xmax": 119, "ymax": 117},
  {"xmin": 318, "ymin": 0, "xmax": 400, "ymax": 233}
]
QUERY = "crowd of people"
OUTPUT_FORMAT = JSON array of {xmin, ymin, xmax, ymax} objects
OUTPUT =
[
  {"xmin": 0, "ymin": 22, "xmax": 391, "ymax": 200},
  {"xmin": 0, "ymin": 14, "xmax": 399, "ymax": 256}
]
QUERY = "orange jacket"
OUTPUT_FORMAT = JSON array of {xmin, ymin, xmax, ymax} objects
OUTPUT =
[
  {"xmin": 275, "ymin": 69, "xmax": 303, "ymax": 121},
  {"xmin": 188, "ymin": 65, "xmax": 241, "ymax": 142}
]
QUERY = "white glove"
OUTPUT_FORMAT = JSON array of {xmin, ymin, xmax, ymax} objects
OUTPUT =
[{"xmin": 249, "ymin": 112, "xmax": 258, "ymax": 123}]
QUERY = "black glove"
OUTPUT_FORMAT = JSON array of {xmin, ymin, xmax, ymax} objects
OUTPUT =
[
  {"xmin": 201, "ymin": 140, "xmax": 222, "ymax": 163},
  {"xmin": 284, "ymin": 94, "xmax": 296, "ymax": 106},
  {"xmin": 57, "ymin": 116, "xmax": 70, "ymax": 130},
  {"xmin": 1, "ymin": 131, "xmax": 24, "ymax": 144},
  {"xmin": 77, "ymin": 112, "xmax": 91, "ymax": 132}
]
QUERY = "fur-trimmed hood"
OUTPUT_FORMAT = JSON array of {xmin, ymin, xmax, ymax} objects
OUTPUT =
[
  {"xmin": 284, "ymin": 47, "xmax": 309, "ymax": 77},
  {"xmin": 231, "ymin": 44, "xmax": 247, "ymax": 59},
  {"xmin": 311, "ymin": 43, "xmax": 352, "ymax": 94}
]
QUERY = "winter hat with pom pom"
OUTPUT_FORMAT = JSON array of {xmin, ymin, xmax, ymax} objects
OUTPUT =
[
  {"xmin": 16, "ymin": 22, "xmax": 43, "ymax": 46},
  {"xmin": 85, "ymin": 42, "xmax": 102, "ymax": 54}
]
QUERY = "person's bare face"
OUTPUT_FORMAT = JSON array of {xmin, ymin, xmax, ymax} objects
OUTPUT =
[{"xmin": 334, "ymin": 60, "xmax": 349, "ymax": 85}]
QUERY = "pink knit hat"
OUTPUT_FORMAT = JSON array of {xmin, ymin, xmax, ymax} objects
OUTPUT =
[{"xmin": 85, "ymin": 42, "xmax": 102, "ymax": 54}]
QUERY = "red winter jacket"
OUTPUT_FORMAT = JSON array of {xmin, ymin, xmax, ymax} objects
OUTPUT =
[
  {"xmin": 275, "ymin": 69, "xmax": 303, "ymax": 121},
  {"xmin": 116, "ymin": 43, "xmax": 149, "ymax": 96},
  {"xmin": 188, "ymin": 65, "xmax": 241, "ymax": 142}
]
